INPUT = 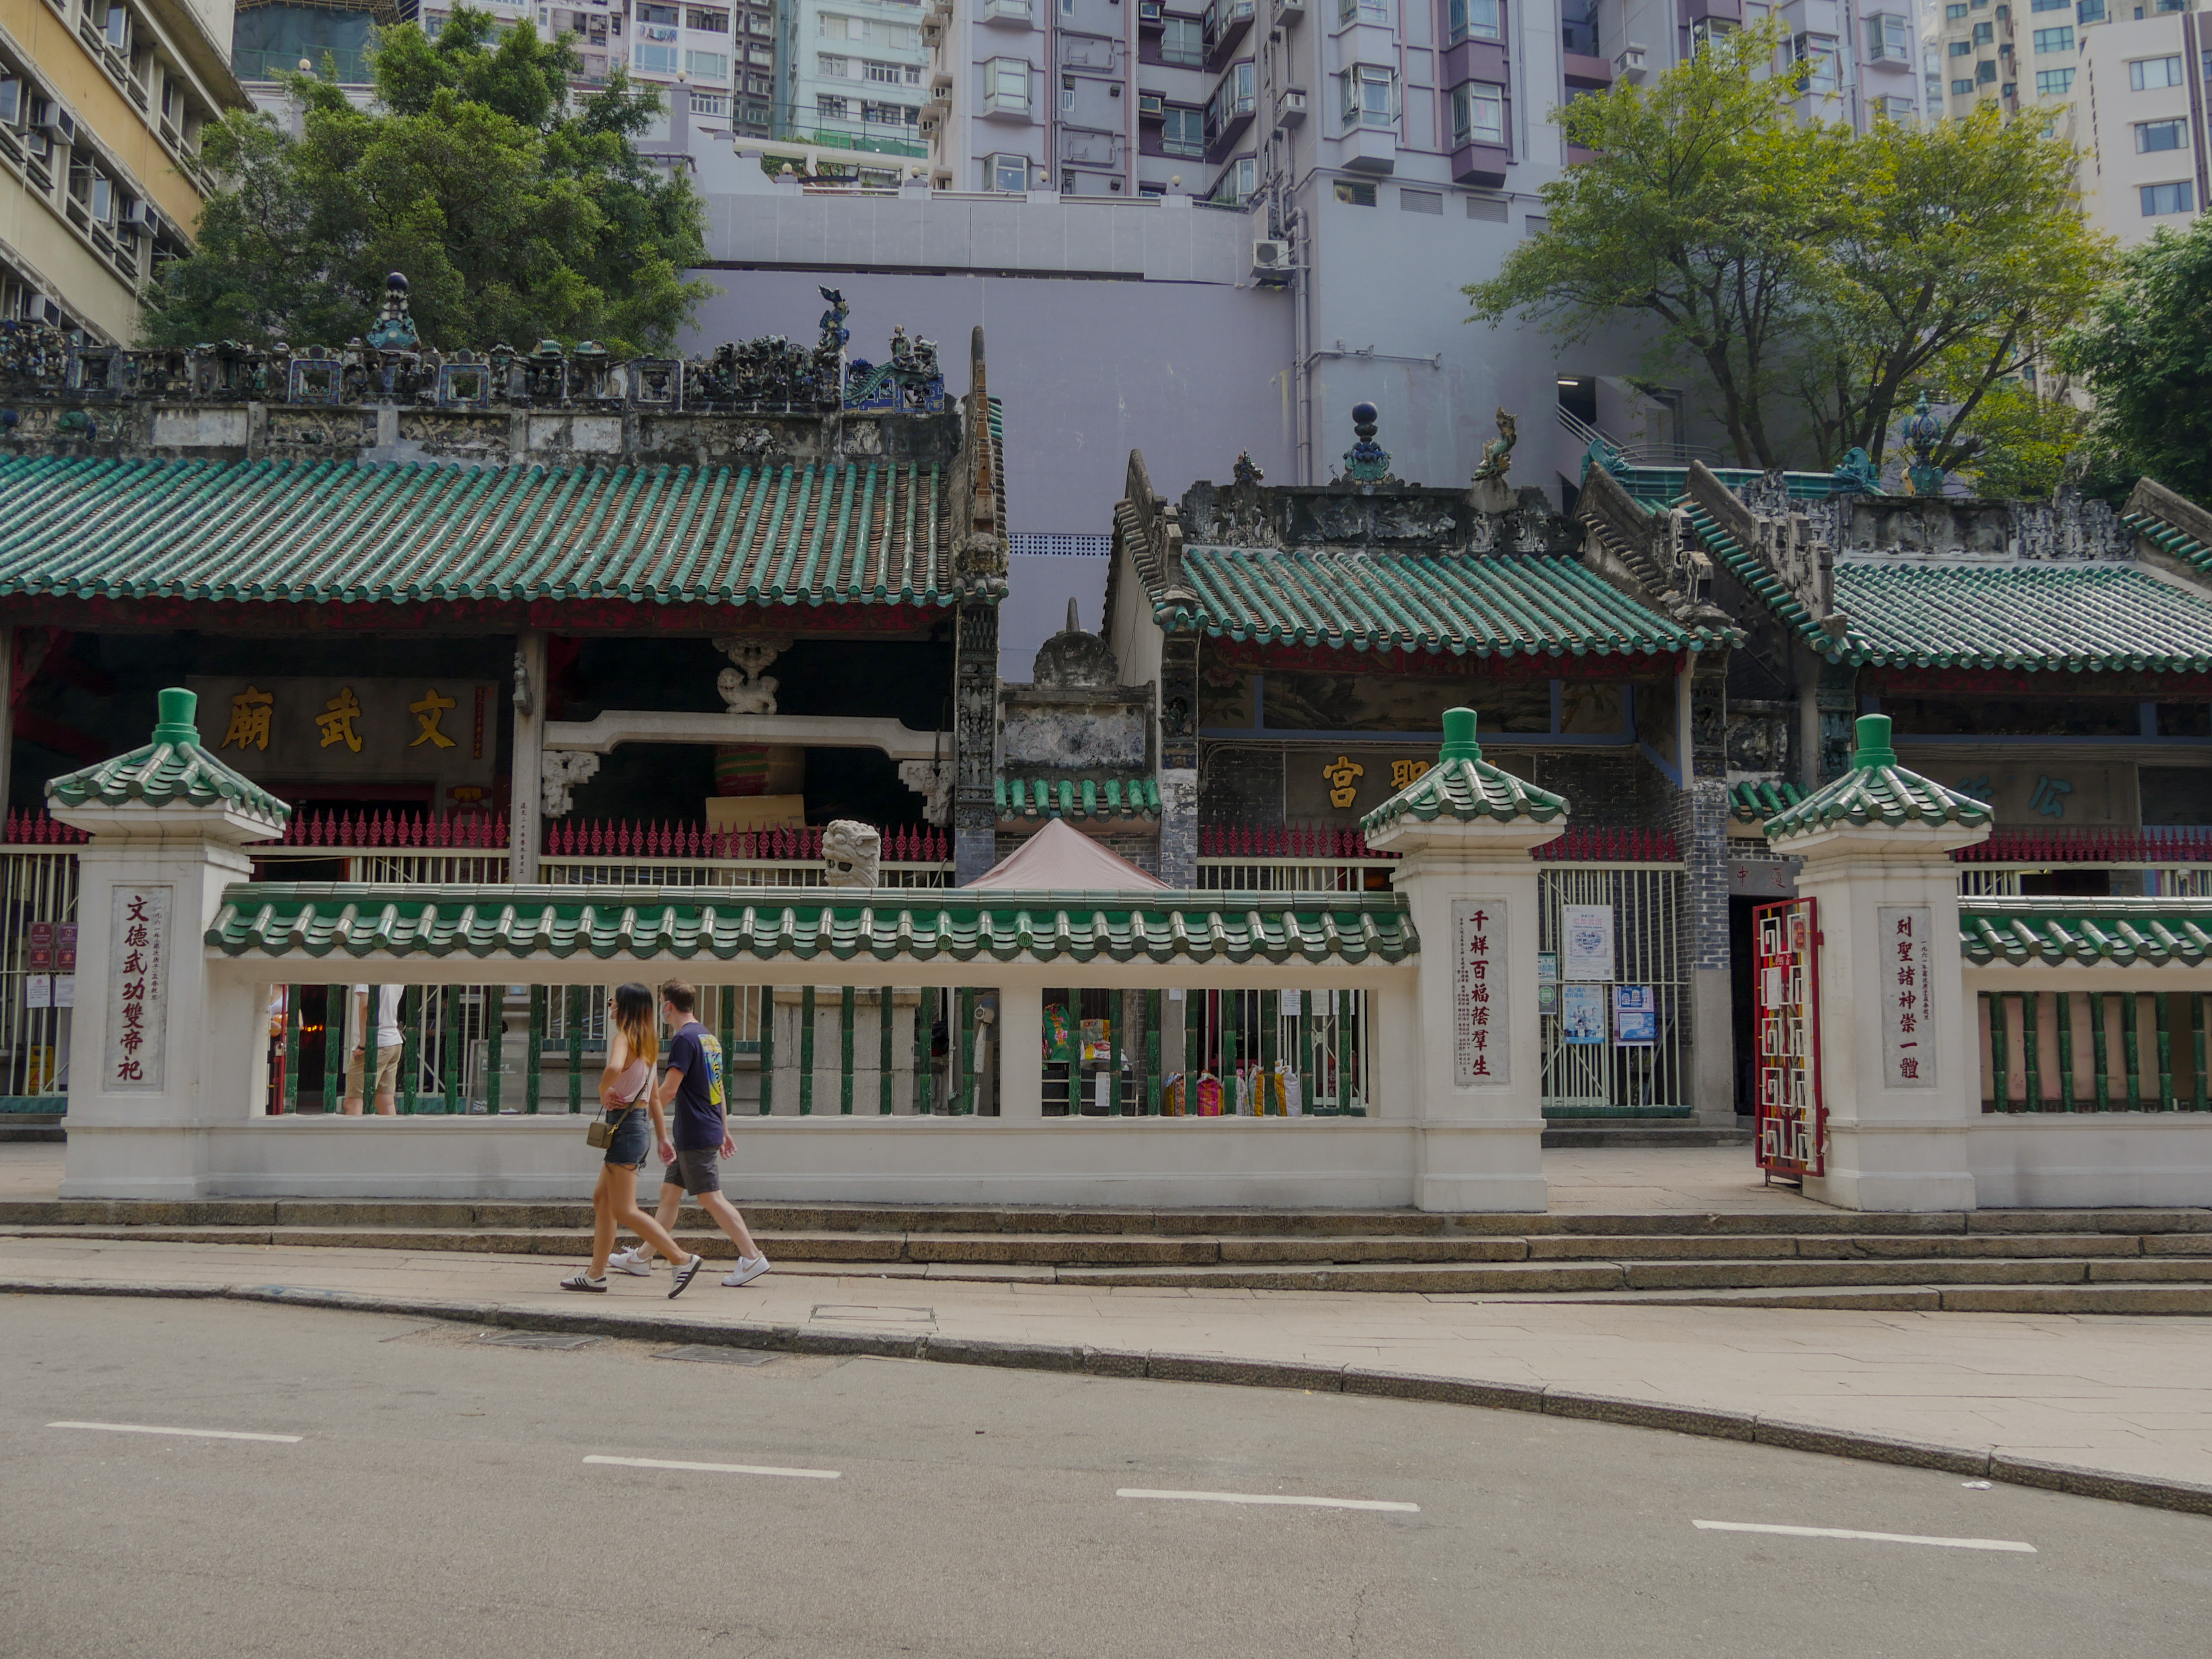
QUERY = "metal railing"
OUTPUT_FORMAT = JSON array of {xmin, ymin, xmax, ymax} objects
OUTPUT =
[
  {"xmin": 1980, "ymin": 988, "xmax": 2212, "ymax": 1113},
  {"xmin": 1539, "ymin": 862, "xmax": 1689, "ymax": 1117},
  {"xmin": 0, "ymin": 849, "xmax": 78, "ymax": 1105},
  {"xmin": 1555, "ymin": 403, "xmax": 1717, "ymax": 468}
]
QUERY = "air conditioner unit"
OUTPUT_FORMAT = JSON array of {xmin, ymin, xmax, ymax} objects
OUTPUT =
[
  {"xmin": 1138, "ymin": 0, "xmax": 1161, "ymax": 17},
  {"xmin": 919, "ymin": 114, "xmax": 940, "ymax": 135},
  {"xmin": 1138, "ymin": 90, "xmax": 1163, "ymax": 113},
  {"xmin": 1614, "ymin": 43, "xmax": 1648, "ymax": 80},
  {"xmin": 118, "ymin": 198, "xmax": 149, "ymax": 226},
  {"xmin": 1251, "ymin": 238, "xmax": 1291, "ymax": 276},
  {"xmin": 1277, "ymin": 84, "xmax": 1306, "ymax": 124}
]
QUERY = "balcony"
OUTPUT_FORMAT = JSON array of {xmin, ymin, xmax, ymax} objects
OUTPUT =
[
  {"xmin": 984, "ymin": 0, "xmax": 1034, "ymax": 24},
  {"xmin": 1203, "ymin": 0, "xmax": 1255, "ymax": 69}
]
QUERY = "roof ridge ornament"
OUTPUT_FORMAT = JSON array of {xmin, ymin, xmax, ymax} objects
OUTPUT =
[
  {"xmin": 45, "ymin": 686, "xmax": 292, "ymax": 837},
  {"xmin": 1360, "ymin": 707, "xmax": 1572, "ymax": 838},
  {"xmin": 1763, "ymin": 713, "xmax": 1992, "ymax": 845}
]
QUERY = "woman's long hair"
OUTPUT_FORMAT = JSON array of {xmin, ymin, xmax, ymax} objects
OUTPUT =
[{"xmin": 611, "ymin": 982, "xmax": 658, "ymax": 1069}]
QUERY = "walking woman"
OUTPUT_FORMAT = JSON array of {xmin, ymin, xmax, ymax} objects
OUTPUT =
[{"xmin": 561, "ymin": 982, "xmax": 707, "ymax": 1296}]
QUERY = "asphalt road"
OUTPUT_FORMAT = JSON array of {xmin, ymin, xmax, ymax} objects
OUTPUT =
[{"xmin": 1, "ymin": 1297, "xmax": 2209, "ymax": 1659}]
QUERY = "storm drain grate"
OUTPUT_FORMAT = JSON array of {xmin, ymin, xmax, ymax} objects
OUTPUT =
[
  {"xmin": 652, "ymin": 1346, "xmax": 778, "ymax": 1367},
  {"xmin": 478, "ymin": 1331, "xmax": 600, "ymax": 1351}
]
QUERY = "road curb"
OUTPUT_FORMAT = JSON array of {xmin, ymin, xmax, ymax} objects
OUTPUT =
[{"xmin": 9, "ymin": 1276, "xmax": 2212, "ymax": 1518}]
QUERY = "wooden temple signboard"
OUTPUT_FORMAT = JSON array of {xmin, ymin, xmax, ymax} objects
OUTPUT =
[{"xmin": 1753, "ymin": 898, "xmax": 1823, "ymax": 1179}]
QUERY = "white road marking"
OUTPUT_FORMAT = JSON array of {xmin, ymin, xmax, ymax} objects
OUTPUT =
[
  {"xmin": 48, "ymin": 1421, "xmax": 302, "ymax": 1443},
  {"xmin": 1694, "ymin": 1520, "xmax": 2035, "ymax": 1554},
  {"xmin": 1118, "ymin": 1487, "xmax": 1419, "ymax": 1513},
  {"xmin": 583, "ymin": 1454, "xmax": 840, "ymax": 1480}
]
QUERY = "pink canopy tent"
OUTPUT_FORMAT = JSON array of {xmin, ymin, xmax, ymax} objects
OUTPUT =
[{"xmin": 965, "ymin": 817, "xmax": 1171, "ymax": 890}]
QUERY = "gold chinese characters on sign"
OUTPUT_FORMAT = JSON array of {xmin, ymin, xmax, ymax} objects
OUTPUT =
[
  {"xmin": 409, "ymin": 688, "xmax": 458, "ymax": 749},
  {"xmin": 1321, "ymin": 755, "xmax": 1365, "ymax": 809},
  {"xmin": 315, "ymin": 687, "xmax": 365, "ymax": 753},
  {"xmin": 189, "ymin": 677, "xmax": 499, "ymax": 791},
  {"xmin": 1390, "ymin": 759, "xmax": 1431, "ymax": 791},
  {"xmin": 221, "ymin": 686, "xmax": 273, "ymax": 752}
]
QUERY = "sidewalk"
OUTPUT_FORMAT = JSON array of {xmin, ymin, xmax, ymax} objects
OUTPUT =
[{"xmin": 6, "ymin": 1228, "xmax": 2211, "ymax": 1501}]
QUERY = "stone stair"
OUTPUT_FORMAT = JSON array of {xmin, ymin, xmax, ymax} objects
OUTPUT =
[{"xmin": 5, "ymin": 1198, "xmax": 2211, "ymax": 1312}]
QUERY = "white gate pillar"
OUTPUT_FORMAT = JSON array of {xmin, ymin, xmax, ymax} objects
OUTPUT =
[
  {"xmin": 1365, "ymin": 708, "xmax": 1569, "ymax": 1212},
  {"xmin": 48, "ymin": 689, "xmax": 290, "ymax": 1199},
  {"xmin": 1767, "ymin": 713, "xmax": 1990, "ymax": 1212}
]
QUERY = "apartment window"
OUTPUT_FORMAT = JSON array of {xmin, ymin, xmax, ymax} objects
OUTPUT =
[
  {"xmin": 1333, "ymin": 177, "xmax": 1376, "ymax": 204},
  {"xmin": 686, "ymin": 48, "xmax": 728, "ymax": 73},
  {"xmin": 1976, "ymin": 58, "xmax": 1996, "ymax": 81},
  {"xmin": 1211, "ymin": 154, "xmax": 1256, "ymax": 203},
  {"xmin": 1946, "ymin": 2, "xmax": 1966, "ymax": 14},
  {"xmin": 2076, "ymin": 0, "xmax": 2104, "ymax": 17},
  {"xmin": 1451, "ymin": 80, "xmax": 1505, "ymax": 145},
  {"xmin": 1792, "ymin": 34, "xmax": 1839, "ymax": 93},
  {"xmin": 1447, "ymin": 0, "xmax": 1500, "ymax": 40},
  {"xmin": 1204, "ymin": 57, "xmax": 1254, "ymax": 139},
  {"xmin": 1160, "ymin": 16, "xmax": 1202, "ymax": 62},
  {"xmin": 634, "ymin": 40, "xmax": 678, "ymax": 67},
  {"xmin": 1875, "ymin": 94, "xmax": 1916, "ymax": 120},
  {"xmin": 1061, "ymin": 72, "xmax": 1075, "ymax": 111},
  {"xmin": 686, "ymin": 5, "xmax": 728, "ymax": 24},
  {"xmin": 1972, "ymin": 19, "xmax": 1993, "ymax": 41},
  {"xmin": 2031, "ymin": 25, "xmax": 2071, "ymax": 51},
  {"xmin": 2132, "ymin": 54, "xmax": 2185, "ymax": 89},
  {"xmin": 868, "ymin": 58, "xmax": 903, "ymax": 81},
  {"xmin": 690, "ymin": 90, "xmax": 729, "ymax": 114},
  {"xmin": 986, "ymin": 56, "xmax": 1031, "ymax": 111},
  {"xmin": 1866, "ymin": 12, "xmax": 1909, "ymax": 59},
  {"xmin": 745, "ymin": 11, "xmax": 770, "ymax": 30},
  {"xmin": 2035, "ymin": 65, "xmax": 2074, "ymax": 93},
  {"xmin": 102, "ymin": 4, "xmax": 129, "ymax": 50},
  {"xmin": 990, "ymin": 151, "xmax": 1028, "ymax": 190},
  {"xmin": 2142, "ymin": 180, "xmax": 2195, "ymax": 215},
  {"xmin": 1161, "ymin": 104, "xmax": 1203, "ymax": 154},
  {"xmin": 1952, "ymin": 75, "xmax": 1975, "ymax": 91},
  {"xmin": 861, "ymin": 99, "xmax": 915, "ymax": 123},
  {"xmin": 2138, "ymin": 117, "xmax": 2188, "ymax": 152},
  {"xmin": 817, "ymin": 92, "xmax": 850, "ymax": 117},
  {"xmin": 1950, "ymin": 38, "xmax": 1972, "ymax": 53},
  {"xmin": 637, "ymin": 1, "xmax": 678, "ymax": 19},
  {"xmin": 1341, "ymin": 62, "xmax": 1398, "ymax": 127},
  {"xmin": 818, "ymin": 51, "xmax": 849, "ymax": 73},
  {"xmin": 88, "ymin": 174, "xmax": 113, "ymax": 223},
  {"xmin": 1339, "ymin": 0, "xmax": 1388, "ymax": 17}
]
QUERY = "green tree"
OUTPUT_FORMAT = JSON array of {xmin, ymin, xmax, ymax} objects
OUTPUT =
[
  {"xmin": 140, "ymin": 9, "xmax": 713, "ymax": 355},
  {"xmin": 1940, "ymin": 378, "xmax": 2091, "ymax": 498},
  {"xmin": 2051, "ymin": 217, "xmax": 2212, "ymax": 502},
  {"xmin": 1791, "ymin": 106, "xmax": 2109, "ymax": 468},
  {"xmin": 1466, "ymin": 25, "xmax": 1850, "ymax": 468}
]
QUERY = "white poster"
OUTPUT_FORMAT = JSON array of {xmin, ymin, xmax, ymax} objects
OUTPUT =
[
  {"xmin": 1561, "ymin": 983, "xmax": 1608, "ymax": 1045},
  {"xmin": 106, "ymin": 886, "xmax": 170, "ymax": 1093},
  {"xmin": 23, "ymin": 975, "xmax": 48, "ymax": 1010},
  {"xmin": 1561, "ymin": 904, "xmax": 1616, "ymax": 982},
  {"xmin": 1453, "ymin": 899, "xmax": 1507, "ymax": 1086},
  {"xmin": 1879, "ymin": 904, "xmax": 1935, "ymax": 1088}
]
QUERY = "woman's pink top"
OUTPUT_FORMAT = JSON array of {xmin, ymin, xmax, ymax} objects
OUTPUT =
[{"xmin": 607, "ymin": 1057, "xmax": 652, "ymax": 1108}]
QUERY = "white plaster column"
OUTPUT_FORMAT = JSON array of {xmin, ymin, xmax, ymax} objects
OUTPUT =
[
  {"xmin": 997, "ymin": 984, "xmax": 1044, "ymax": 1119},
  {"xmin": 509, "ymin": 630, "xmax": 548, "ymax": 884},
  {"xmin": 1365, "ymin": 708, "xmax": 1568, "ymax": 1212},
  {"xmin": 50, "ymin": 689, "xmax": 290, "ymax": 1199},
  {"xmin": 1775, "ymin": 714, "xmax": 1990, "ymax": 1212}
]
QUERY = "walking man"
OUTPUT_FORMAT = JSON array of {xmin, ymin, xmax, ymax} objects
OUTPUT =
[
  {"xmin": 341, "ymin": 983, "xmax": 403, "ymax": 1115},
  {"xmin": 610, "ymin": 981, "xmax": 771, "ymax": 1288}
]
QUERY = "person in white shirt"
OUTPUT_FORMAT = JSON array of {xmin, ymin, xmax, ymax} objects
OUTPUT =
[{"xmin": 341, "ymin": 983, "xmax": 405, "ymax": 1115}]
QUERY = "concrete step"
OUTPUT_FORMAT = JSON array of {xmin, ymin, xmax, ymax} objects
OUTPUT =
[{"xmin": 1540, "ymin": 1125, "xmax": 1755, "ymax": 1148}]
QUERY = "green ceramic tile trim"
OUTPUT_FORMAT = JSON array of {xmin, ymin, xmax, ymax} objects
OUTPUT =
[
  {"xmin": 1763, "ymin": 714, "xmax": 1990, "ymax": 842},
  {"xmin": 46, "ymin": 688, "xmax": 292, "ymax": 826},
  {"xmin": 1159, "ymin": 546, "xmax": 1732, "ymax": 658},
  {"xmin": 1728, "ymin": 779, "xmax": 1805, "ymax": 823},
  {"xmin": 1360, "ymin": 707, "xmax": 1571, "ymax": 832},
  {"xmin": 206, "ymin": 885, "xmax": 1418, "ymax": 964},
  {"xmin": 1960, "ymin": 901, "xmax": 2212, "ymax": 967},
  {"xmin": 993, "ymin": 775, "xmax": 1163, "ymax": 820},
  {"xmin": 0, "ymin": 454, "xmax": 984, "ymax": 608}
]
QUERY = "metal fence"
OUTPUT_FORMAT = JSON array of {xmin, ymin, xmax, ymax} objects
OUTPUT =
[
  {"xmin": 0, "ymin": 849, "xmax": 77, "ymax": 1104},
  {"xmin": 1538, "ymin": 863, "xmax": 1689, "ymax": 1117},
  {"xmin": 1039, "ymin": 986, "xmax": 1370, "ymax": 1117}
]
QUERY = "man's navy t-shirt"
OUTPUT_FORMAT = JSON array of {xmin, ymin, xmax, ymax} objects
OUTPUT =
[{"xmin": 665, "ymin": 1022, "xmax": 726, "ymax": 1151}]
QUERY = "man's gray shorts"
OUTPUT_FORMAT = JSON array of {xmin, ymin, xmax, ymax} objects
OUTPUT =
[{"xmin": 661, "ymin": 1149, "xmax": 723, "ymax": 1195}]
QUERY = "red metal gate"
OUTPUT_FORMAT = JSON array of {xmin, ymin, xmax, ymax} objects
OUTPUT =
[{"xmin": 1752, "ymin": 898, "xmax": 1823, "ymax": 1179}]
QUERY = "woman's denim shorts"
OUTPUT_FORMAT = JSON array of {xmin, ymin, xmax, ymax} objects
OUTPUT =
[{"xmin": 602, "ymin": 1107, "xmax": 652, "ymax": 1168}]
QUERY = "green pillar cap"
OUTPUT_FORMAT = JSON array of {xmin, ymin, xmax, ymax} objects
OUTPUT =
[
  {"xmin": 151, "ymin": 688, "xmax": 201, "ymax": 748},
  {"xmin": 1854, "ymin": 712, "xmax": 1897, "ymax": 769},
  {"xmin": 1440, "ymin": 706, "xmax": 1482, "ymax": 763}
]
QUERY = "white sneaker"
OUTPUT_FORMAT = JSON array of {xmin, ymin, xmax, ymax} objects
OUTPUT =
[
  {"xmin": 608, "ymin": 1246, "xmax": 656, "ymax": 1276},
  {"xmin": 722, "ymin": 1254, "xmax": 771, "ymax": 1288}
]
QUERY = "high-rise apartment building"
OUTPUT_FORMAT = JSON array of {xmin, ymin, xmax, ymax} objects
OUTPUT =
[
  {"xmin": 0, "ymin": 0, "xmax": 245, "ymax": 339},
  {"xmin": 2074, "ymin": 7, "xmax": 2211, "ymax": 240},
  {"xmin": 776, "ymin": 0, "xmax": 929, "ymax": 162}
]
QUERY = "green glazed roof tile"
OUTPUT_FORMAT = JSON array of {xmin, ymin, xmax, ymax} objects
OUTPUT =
[
  {"xmin": 1166, "ymin": 548, "xmax": 1731, "ymax": 659},
  {"xmin": 1729, "ymin": 779, "xmax": 1806, "ymax": 823},
  {"xmin": 1765, "ymin": 714, "xmax": 1990, "ymax": 842},
  {"xmin": 0, "ymin": 455, "xmax": 978, "ymax": 609},
  {"xmin": 1687, "ymin": 504, "xmax": 2212, "ymax": 671},
  {"xmin": 994, "ymin": 774, "xmax": 1162, "ymax": 820},
  {"xmin": 1361, "ymin": 708, "xmax": 1570, "ymax": 833},
  {"xmin": 47, "ymin": 688, "xmax": 291, "ymax": 826},
  {"xmin": 1959, "ymin": 900, "xmax": 2212, "ymax": 967},
  {"xmin": 205, "ymin": 885, "xmax": 1417, "ymax": 965}
]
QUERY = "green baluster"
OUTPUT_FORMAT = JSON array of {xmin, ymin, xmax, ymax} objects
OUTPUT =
[
  {"xmin": 526, "ymin": 986, "xmax": 544, "ymax": 1115},
  {"xmin": 1146, "ymin": 988, "xmax": 1162, "ymax": 1115},
  {"xmin": 1260, "ymin": 989, "xmax": 1278, "ymax": 1115},
  {"xmin": 2091, "ymin": 992, "xmax": 2109, "ymax": 1110},
  {"xmin": 565, "ymin": 984, "xmax": 583, "ymax": 1113},
  {"xmin": 758, "ymin": 986, "xmax": 775, "ymax": 1115},
  {"xmin": 1296, "ymin": 988, "xmax": 1313, "ymax": 1117},
  {"xmin": 719, "ymin": 986, "xmax": 736, "ymax": 1097},
  {"xmin": 878, "ymin": 986, "xmax": 894, "ymax": 1114},
  {"xmin": 917, "ymin": 986, "xmax": 935, "ymax": 1115},
  {"xmin": 1987, "ymin": 991, "xmax": 2009, "ymax": 1111},
  {"xmin": 1107, "ymin": 990, "xmax": 1122, "ymax": 1117},
  {"xmin": 484, "ymin": 986, "xmax": 503, "ymax": 1116},
  {"xmin": 2114, "ymin": 995, "xmax": 2132, "ymax": 1110},
  {"xmin": 323, "ymin": 983, "xmax": 344, "ymax": 1113},
  {"xmin": 799, "ymin": 986, "xmax": 816, "ymax": 1116},
  {"xmin": 2021, "ymin": 990, "xmax": 2041, "ymax": 1113},
  {"xmin": 1183, "ymin": 989, "xmax": 1200, "ymax": 1115},
  {"xmin": 443, "ymin": 983, "xmax": 463, "ymax": 1114},
  {"xmin": 840, "ymin": 986, "xmax": 855, "ymax": 1115},
  {"xmin": 361, "ymin": 984, "xmax": 380, "ymax": 1116},
  {"xmin": 2056, "ymin": 991, "xmax": 2074, "ymax": 1113},
  {"xmin": 402, "ymin": 985, "xmax": 424, "ymax": 1115},
  {"xmin": 281, "ymin": 985, "xmax": 302, "ymax": 1115},
  {"xmin": 2157, "ymin": 992, "xmax": 2175, "ymax": 1111},
  {"xmin": 961, "ymin": 987, "xmax": 979, "ymax": 1115},
  {"xmin": 2197, "ymin": 995, "xmax": 2209, "ymax": 1113}
]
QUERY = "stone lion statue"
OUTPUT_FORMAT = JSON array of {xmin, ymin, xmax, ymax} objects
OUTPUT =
[{"xmin": 822, "ymin": 819, "xmax": 881, "ymax": 889}]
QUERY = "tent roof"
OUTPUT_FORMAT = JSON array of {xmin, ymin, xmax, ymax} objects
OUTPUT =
[{"xmin": 966, "ymin": 817, "xmax": 1169, "ymax": 890}]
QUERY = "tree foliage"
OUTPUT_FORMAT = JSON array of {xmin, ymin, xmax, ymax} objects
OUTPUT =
[
  {"xmin": 1468, "ymin": 33, "xmax": 2110, "ymax": 474},
  {"xmin": 2051, "ymin": 217, "xmax": 2212, "ymax": 503},
  {"xmin": 140, "ymin": 8, "xmax": 713, "ymax": 355}
]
